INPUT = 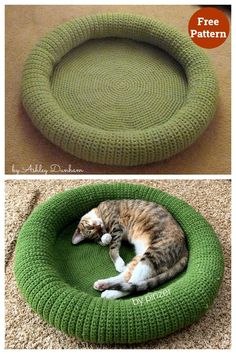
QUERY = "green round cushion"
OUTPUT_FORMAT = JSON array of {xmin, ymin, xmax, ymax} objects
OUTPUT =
[
  {"xmin": 14, "ymin": 183, "xmax": 224, "ymax": 344},
  {"xmin": 22, "ymin": 13, "xmax": 218, "ymax": 166}
]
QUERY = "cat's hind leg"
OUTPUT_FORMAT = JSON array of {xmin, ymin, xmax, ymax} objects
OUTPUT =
[
  {"xmin": 98, "ymin": 257, "xmax": 155, "ymax": 298},
  {"xmin": 93, "ymin": 255, "xmax": 142, "ymax": 291},
  {"xmin": 128, "ymin": 261, "xmax": 154, "ymax": 284},
  {"xmin": 93, "ymin": 273, "xmax": 125, "ymax": 291},
  {"xmin": 128, "ymin": 245, "xmax": 170, "ymax": 284},
  {"xmin": 94, "ymin": 256, "xmax": 143, "ymax": 299}
]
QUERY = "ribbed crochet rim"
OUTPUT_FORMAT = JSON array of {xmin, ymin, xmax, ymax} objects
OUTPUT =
[
  {"xmin": 21, "ymin": 13, "xmax": 218, "ymax": 166},
  {"xmin": 14, "ymin": 183, "xmax": 224, "ymax": 344}
]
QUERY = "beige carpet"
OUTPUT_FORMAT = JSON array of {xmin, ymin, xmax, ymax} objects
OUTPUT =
[
  {"xmin": 5, "ymin": 180, "xmax": 231, "ymax": 349},
  {"xmin": 5, "ymin": 5, "xmax": 231, "ymax": 175}
]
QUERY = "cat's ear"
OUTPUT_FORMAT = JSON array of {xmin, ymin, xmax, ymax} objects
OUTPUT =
[{"xmin": 72, "ymin": 228, "xmax": 84, "ymax": 245}]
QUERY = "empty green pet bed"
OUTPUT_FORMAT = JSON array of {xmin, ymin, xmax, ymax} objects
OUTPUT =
[
  {"xmin": 14, "ymin": 183, "xmax": 224, "ymax": 344},
  {"xmin": 22, "ymin": 13, "xmax": 218, "ymax": 166}
]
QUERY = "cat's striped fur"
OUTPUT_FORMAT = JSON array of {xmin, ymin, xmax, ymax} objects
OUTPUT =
[{"xmin": 72, "ymin": 200, "xmax": 188, "ymax": 299}]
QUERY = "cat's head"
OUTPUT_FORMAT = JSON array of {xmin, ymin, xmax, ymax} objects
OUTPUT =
[{"xmin": 72, "ymin": 208, "xmax": 105, "ymax": 245}]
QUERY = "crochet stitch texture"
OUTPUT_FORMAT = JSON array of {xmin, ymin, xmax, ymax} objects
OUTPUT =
[
  {"xmin": 14, "ymin": 183, "xmax": 224, "ymax": 343},
  {"xmin": 22, "ymin": 13, "xmax": 218, "ymax": 166}
]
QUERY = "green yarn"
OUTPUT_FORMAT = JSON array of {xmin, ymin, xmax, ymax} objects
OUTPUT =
[
  {"xmin": 22, "ymin": 13, "xmax": 218, "ymax": 166},
  {"xmin": 14, "ymin": 183, "xmax": 224, "ymax": 344},
  {"xmin": 51, "ymin": 38, "xmax": 187, "ymax": 131}
]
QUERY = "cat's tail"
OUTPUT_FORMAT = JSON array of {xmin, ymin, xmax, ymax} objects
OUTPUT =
[{"xmin": 108, "ymin": 254, "xmax": 188, "ymax": 293}]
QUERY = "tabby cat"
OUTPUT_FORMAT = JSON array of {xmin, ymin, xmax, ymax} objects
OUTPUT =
[{"xmin": 72, "ymin": 200, "xmax": 188, "ymax": 299}]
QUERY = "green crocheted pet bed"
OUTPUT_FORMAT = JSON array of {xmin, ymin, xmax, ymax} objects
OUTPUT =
[
  {"xmin": 14, "ymin": 183, "xmax": 224, "ymax": 344},
  {"xmin": 22, "ymin": 13, "xmax": 218, "ymax": 166}
]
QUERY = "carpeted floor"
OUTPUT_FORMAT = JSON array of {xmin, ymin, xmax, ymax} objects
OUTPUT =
[
  {"xmin": 5, "ymin": 180, "xmax": 231, "ymax": 349},
  {"xmin": 5, "ymin": 5, "xmax": 231, "ymax": 174}
]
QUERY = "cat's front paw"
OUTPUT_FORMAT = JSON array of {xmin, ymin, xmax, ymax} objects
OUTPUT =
[
  {"xmin": 93, "ymin": 279, "xmax": 109, "ymax": 291},
  {"xmin": 115, "ymin": 257, "xmax": 126, "ymax": 273},
  {"xmin": 101, "ymin": 233, "xmax": 112, "ymax": 246}
]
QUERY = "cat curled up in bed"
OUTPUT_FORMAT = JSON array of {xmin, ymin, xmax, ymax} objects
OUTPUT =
[{"xmin": 72, "ymin": 200, "xmax": 188, "ymax": 299}]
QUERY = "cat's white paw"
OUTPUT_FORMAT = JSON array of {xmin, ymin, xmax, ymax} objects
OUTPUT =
[
  {"xmin": 115, "ymin": 257, "xmax": 126, "ymax": 273},
  {"xmin": 101, "ymin": 233, "xmax": 112, "ymax": 246},
  {"xmin": 93, "ymin": 279, "xmax": 109, "ymax": 291},
  {"xmin": 101, "ymin": 290, "xmax": 125, "ymax": 300}
]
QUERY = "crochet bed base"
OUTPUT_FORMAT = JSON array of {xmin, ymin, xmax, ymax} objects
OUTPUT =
[
  {"xmin": 14, "ymin": 183, "xmax": 224, "ymax": 344},
  {"xmin": 22, "ymin": 13, "xmax": 218, "ymax": 166}
]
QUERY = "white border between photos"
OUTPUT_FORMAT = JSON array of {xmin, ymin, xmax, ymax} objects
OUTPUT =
[{"xmin": 1, "ymin": 0, "xmax": 233, "ymax": 353}]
